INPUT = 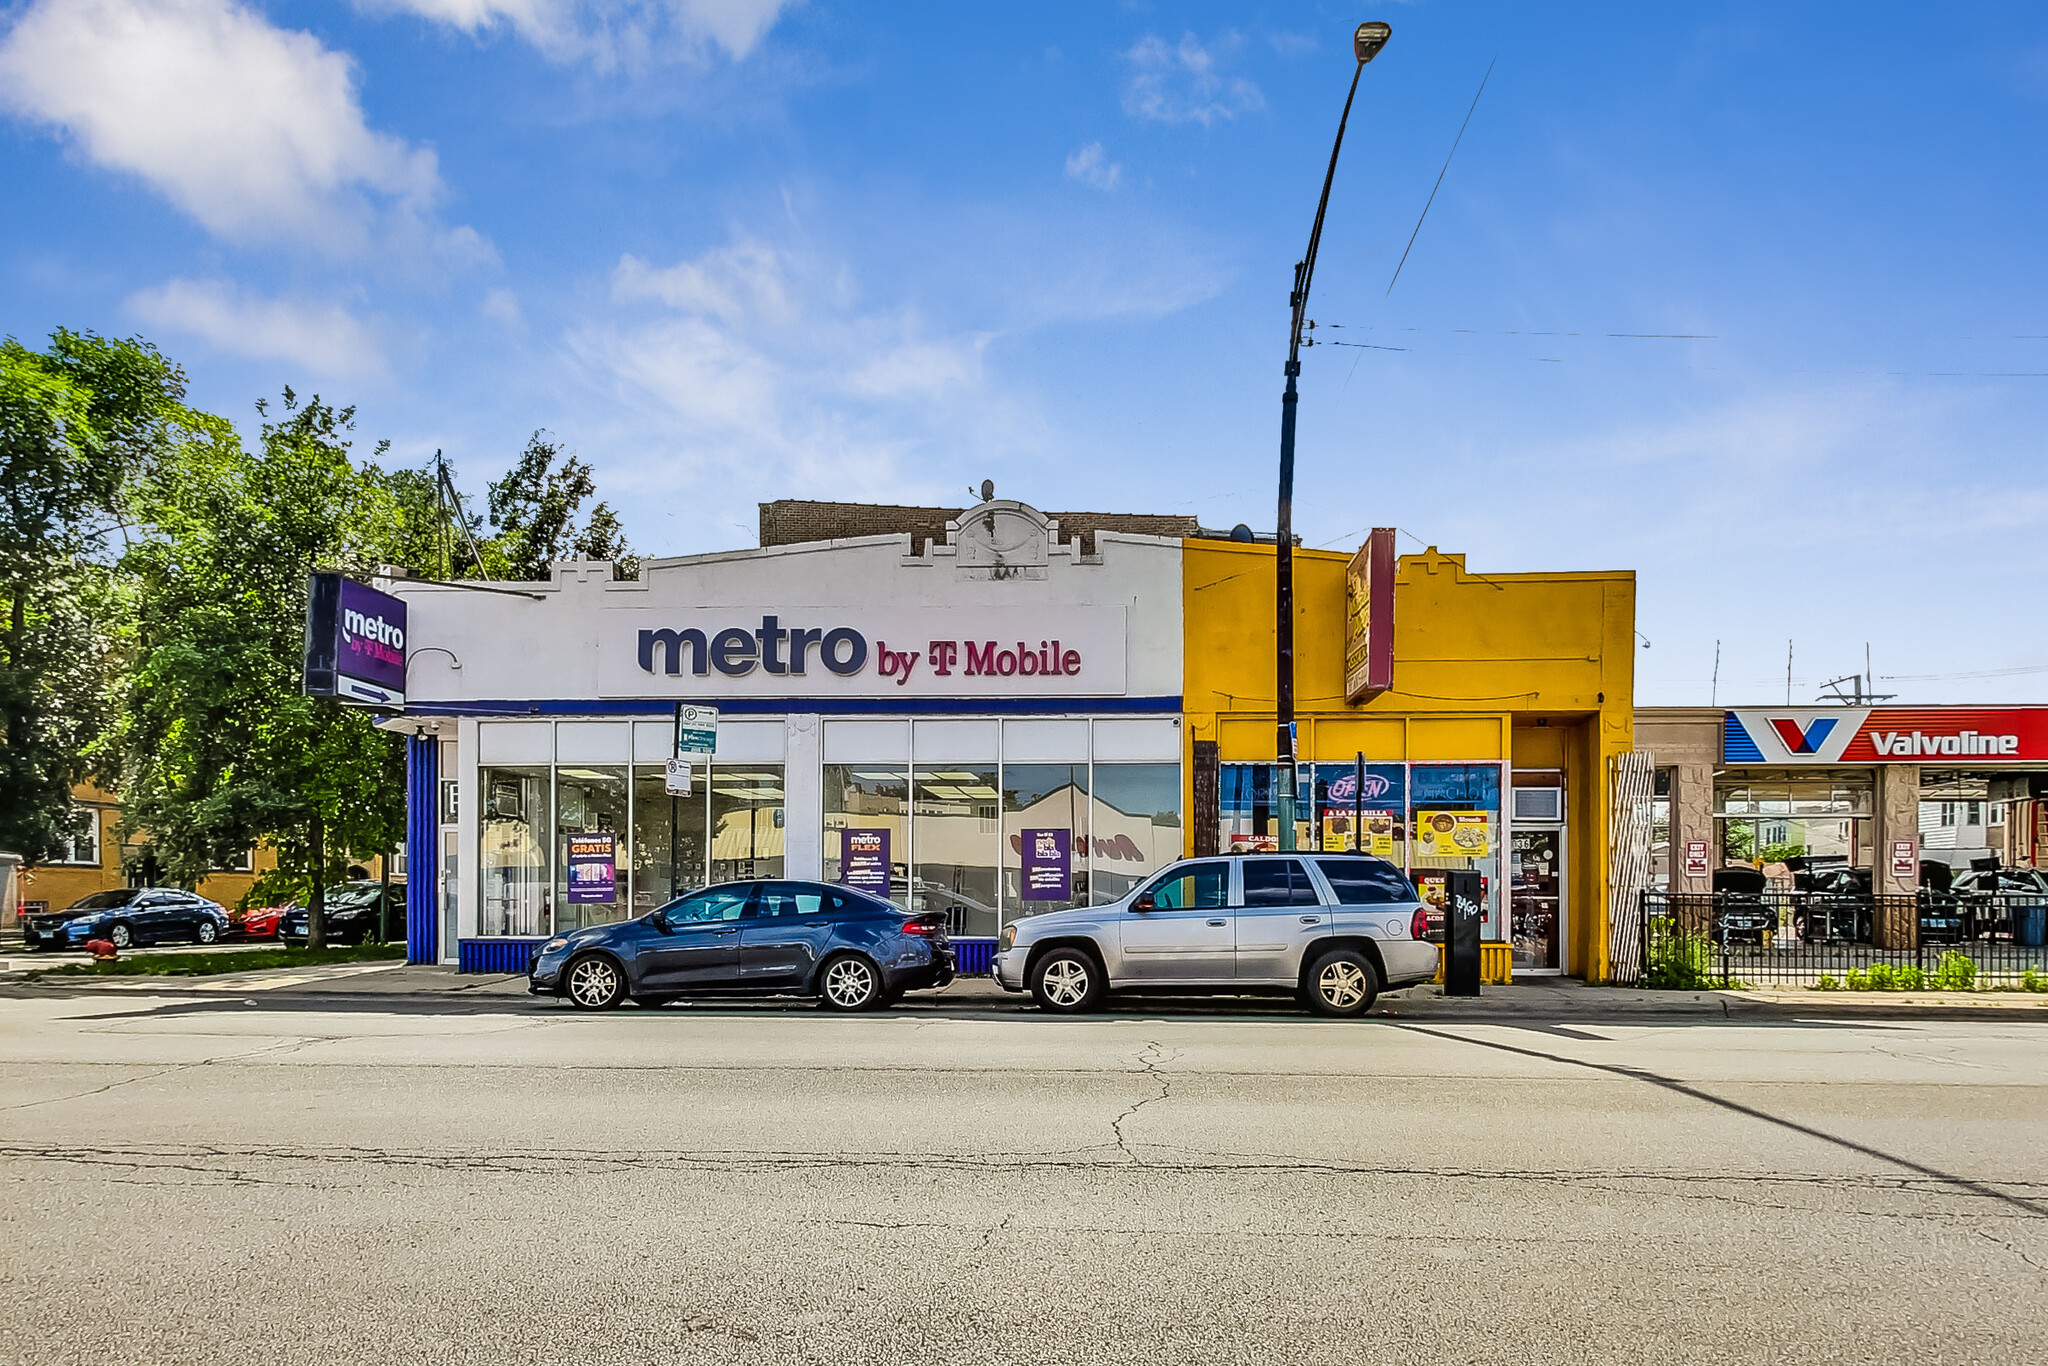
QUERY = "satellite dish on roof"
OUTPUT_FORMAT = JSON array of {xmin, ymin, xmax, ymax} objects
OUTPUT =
[
  {"xmin": 1230, "ymin": 523, "xmax": 1255, "ymax": 542},
  {"xmin": 980, "ymin": 479, "xmax": 995, "ymax": 502}
]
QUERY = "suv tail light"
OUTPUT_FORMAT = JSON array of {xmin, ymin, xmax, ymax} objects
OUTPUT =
[{"xmin": 1410, "ymin": 908, "xmax": 1430, "ymax": 941}]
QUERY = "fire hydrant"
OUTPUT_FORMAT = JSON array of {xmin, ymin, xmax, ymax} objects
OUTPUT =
[{"xmin": 86, "ymin": 938, "xmax": 118, "ymax": 961}]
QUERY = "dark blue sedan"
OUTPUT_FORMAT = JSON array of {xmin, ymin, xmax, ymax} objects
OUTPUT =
[{"xmin": 528, "ymin": 880, "xmax": 955, "ymax": 1011}]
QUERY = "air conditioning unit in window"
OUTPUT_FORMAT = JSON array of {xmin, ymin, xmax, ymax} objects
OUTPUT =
[{"xmin": 1513, "ymin": 787, "xmax": 1563, "ymax": 823}]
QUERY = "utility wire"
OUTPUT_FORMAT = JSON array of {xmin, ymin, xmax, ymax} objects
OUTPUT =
[{"xmin": 1386, "ymin": 56, "xmax": 1495, "ymax": 298}]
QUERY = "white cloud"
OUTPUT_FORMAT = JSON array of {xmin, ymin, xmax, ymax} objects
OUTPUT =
[
  {"xmin": 481, "ymin": 287, "xmax": 526, "ymax": 330},
  {"xmin": 357, "ymin": 0, "xmax": 793, "ymax": 68},
  {"xmin": 1122, "ymin": 31, "xmax": 1263, "ymax": 127},
  {"xmin": 126, "ymin": 278, "xmax": 386, "ymax": 379},
  {"xmin": 1064, "ymin": 142, "xmax": 1122, "ymax": 191},
  {"xmin": 570, "ymin": 234, "xmax": 1015, "ymax": 514},
  {"xmin": 0, "ymin": 0, "xmax": 463, "ymax": 255}
]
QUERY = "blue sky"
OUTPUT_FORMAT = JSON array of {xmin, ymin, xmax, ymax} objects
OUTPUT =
[{"xmin": 4, "ymin": 1, "xmax": 2046, "ymax": 705}]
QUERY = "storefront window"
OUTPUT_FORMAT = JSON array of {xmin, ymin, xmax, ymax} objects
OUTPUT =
[
  {"xmin": 1002, "ymin": 764, "xmax": 1089, "ymax": 918},
  {"xmin": 631, "ymin": 765, "xmax": 709, "ymax": 913},
  {"xmin": 1302, "ymin": 762, "xmax": 1408, "ymax": 859},
  {"xmin": 1221, "ymin": 764, "xmax": 1279, "ymax": 850},
  {"xmin": 912, "ymin": 766, "xmax": 1001, "ymax": 936},
  {"xmin": 824, "ymin": 765, "xmax": 909, "ymax": 901},
  {"xmin": 1090, "ymin": 763, "xmax": 1181, "ymax": 904},
  {"xmin": 710, "ymin": 767, "xmax": 785, "ymax": 883},
  {"xmin": 1409, "ymin": 764, "xmax": 1503, "ymax": 939},
  {"xmin": 553, "ymin": 766, "xmax": 627, "ymax": 933},
  {"xmin": 480, "ymin": 766, "xmax": 550, "ymax": 937}
]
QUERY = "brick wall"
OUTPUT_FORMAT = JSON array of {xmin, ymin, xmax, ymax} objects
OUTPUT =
[{"xmin": 757, "ymin": 500, "xmax": 1198, "ymax": 555}]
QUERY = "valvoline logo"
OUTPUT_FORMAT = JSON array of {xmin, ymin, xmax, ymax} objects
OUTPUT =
[{"xmin": 1768, "ymin": 717, "xmax": 1837, "ymax": 755}]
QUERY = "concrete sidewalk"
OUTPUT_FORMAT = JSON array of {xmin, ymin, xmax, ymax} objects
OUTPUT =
[{"xmin": 12, "ymin": 957, "xmax": 2046, "ymax": 1020}]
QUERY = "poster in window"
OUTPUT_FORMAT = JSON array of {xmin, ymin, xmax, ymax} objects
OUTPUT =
[
  {"xmin": 1323, "ymin": 809, "xmax": 1397, "ymax": 856},
  {"xmin": 566, "ymin": 832, "xmax": 617, "ymax": 904},
  {"xmin": 1020, "ymin": 828, "xmax": 1072, "ymax": 900},
  {"xmin": 840, "ymin": 828, "xmax": 891, "ymax": 896},
  {"xmin": 1415, "ymin": 810, "xmax": 1490, "ymax": 859}
]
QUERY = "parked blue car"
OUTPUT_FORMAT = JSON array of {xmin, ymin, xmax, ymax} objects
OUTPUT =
[
  {"xmin": 22, "ymin": 887, "xmax": 230, "ymax": 951},
  {"xmin": 528, "ymin": 879, "xmax": 955, "ymax": 1011}
]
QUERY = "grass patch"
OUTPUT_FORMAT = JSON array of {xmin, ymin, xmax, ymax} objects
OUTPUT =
[{"xmin": 28, "ymin": 944, "xmax": 403, "ymax": 979}]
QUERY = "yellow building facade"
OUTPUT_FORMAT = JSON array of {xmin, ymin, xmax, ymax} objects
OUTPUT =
[
  {"xmin": 7, "ymin": 781, "xmax": 274, "ymax": 922},
  {"xmin": 1181, "ymin": 539, "xmax": 1636, "ymax": 982}
]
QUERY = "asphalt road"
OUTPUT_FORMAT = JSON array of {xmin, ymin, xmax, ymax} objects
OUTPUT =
[{"xmin": 3, "ymin": 980, "xmax": 2045, "ymax": 1366}]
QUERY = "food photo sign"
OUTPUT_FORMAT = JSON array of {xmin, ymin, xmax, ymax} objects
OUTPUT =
[{"xmin": 1415, "ymin": 810, "xmax": 1490, "ymax": 859}]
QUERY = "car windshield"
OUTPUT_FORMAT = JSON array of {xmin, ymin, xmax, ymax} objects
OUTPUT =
[
  {"xmin": 68, "ymin": 889, "xmax": 141, "ymax": 911},
  {"xmin": 325, "ymin": 886, "xmax": 381, "ymax": 908}
]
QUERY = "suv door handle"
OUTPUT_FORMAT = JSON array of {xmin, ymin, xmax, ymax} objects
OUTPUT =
[
  {"xmin": 1206, "ymin": 919, "xmax": 1228, "ymax": 928},
  {"xmin": 1299, "ymin": 916, "xmax": 1322, "ymax": 925}
]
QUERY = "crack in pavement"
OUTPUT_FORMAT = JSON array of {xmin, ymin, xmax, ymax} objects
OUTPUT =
[
  {"xmin": 0, "ymin": 1035, "xmax": 326, "ymax": 1113},
  {"xmin": 1108, "ymin": 1040, "xmax": 1176, "ymax": 1165}
]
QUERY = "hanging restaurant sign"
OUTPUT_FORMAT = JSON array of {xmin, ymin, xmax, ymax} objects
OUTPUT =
[{"xmin": 1344, "ymin": 528, "xmax": 1396, "ymax": 702}]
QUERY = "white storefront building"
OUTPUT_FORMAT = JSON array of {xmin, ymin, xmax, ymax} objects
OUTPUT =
[{"xmin": 387, "ymin": 499, "xmax": 1186, "ymax": 972}]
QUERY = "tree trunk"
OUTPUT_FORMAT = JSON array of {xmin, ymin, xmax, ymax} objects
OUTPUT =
[{"xmin": 309, "ymin": 811, "xmax": 327, "ymax": 950}]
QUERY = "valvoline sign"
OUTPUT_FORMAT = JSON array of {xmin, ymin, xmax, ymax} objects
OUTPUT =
[{"xmin": 1724, "ymin": 708, "xmax": 2048, "ymax": 764}]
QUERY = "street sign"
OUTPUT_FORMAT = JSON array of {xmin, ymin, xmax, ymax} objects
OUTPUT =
[
  {"xmin": 674, "ymin": 703, "xmax": 718, "ymax": 755},
  {"xmin": 664, "ymin": 758, "xmax": 692, "ymax": 796}
]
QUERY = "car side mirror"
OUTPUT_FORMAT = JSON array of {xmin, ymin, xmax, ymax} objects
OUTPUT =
[
  {"xmin": 1132, "ymin": 893, "xmax": 1156, "ymax": 913},
  {"xmin": 652, "ymin": 914, "xmax": 675, "ymax": 934}
]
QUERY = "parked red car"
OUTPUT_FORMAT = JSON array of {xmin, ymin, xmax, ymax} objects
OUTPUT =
[{"xmin": 234, "ymin": 903, "xmax": 291, "ymax": 939}]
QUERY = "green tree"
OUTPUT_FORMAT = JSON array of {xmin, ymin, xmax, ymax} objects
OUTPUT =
[
  {"xmin": 485, "ymin": 430, "xmax": 634, "ymax": 579},
  {"xmin": 0, "ymin": 330, "xmax": 184, "ymax": 864},
  {"xmin": 114, "ymin": 391, "xmax": 406, "ymax": 942}
]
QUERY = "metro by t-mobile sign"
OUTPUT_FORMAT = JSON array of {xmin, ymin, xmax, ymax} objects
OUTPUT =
[
  {"xmin": 303, "ymin": 572, "xmax": 408, "ymax": 710},
  {"xmin": 1724, "ymin": 707, "xmax": 2048, "ymax": 764},
  {"xmin": 597, "ymin": 607, "xmax": 1128, "ymax": 699}
]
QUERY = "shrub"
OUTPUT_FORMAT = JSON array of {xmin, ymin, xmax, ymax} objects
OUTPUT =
[
  {"xmin": 1930, "ymin": 951, "xmax": 1978, "ymax": 992},
  {"xmin": 1895, "ymin": 965, "xmax": 1926, "ymax": 991},
  {"xmin": 1641, "ymin": 922, "xmax": 1729, "ymax": 990},
  {"xmin": 1815, "ymin": 974, "xmax": 1841, "ymax": 991},
  {"xmin": 1866, "ymin": 964, "xmax": 1898, "ymax": 991},
  {"xmin": 1845, "ymin": 968, "xmax": 1870, "ymax": 991},
  {"xmin": 2021, "ymin": 969, "xmax": 2047, "ymax": 994}
]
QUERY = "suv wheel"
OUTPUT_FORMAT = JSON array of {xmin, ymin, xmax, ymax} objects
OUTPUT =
[
  {"xmin": 1030, "ymin": 948, "xmax": 1103, "ymax": 1013},
  {"xmin": 819, "ymin": 953, "xmax": 884, "ymax": 1011},
  {"xmin": 565, "ymin": 954, "xmax": 627, "ymax": 1010},
  {"xmin": 1304, "ymin": 948, "xmax": 1379, "ymax": 1018},
  {"xmin": 195, "ymin": 920, "xmax": 219, "ymax": 945}
]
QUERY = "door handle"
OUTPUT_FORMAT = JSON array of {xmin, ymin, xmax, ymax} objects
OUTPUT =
[
  {"xmin": 1299, "ymin": 916, "xmax": 1322, "ymax": 925},
  {"xmin": 714, "ymin": 927, "xmax": 738, "ymax": 936},
  {"xmin": 1206, "ymin": 919, "xmax": 1228, "ymax": 928}
]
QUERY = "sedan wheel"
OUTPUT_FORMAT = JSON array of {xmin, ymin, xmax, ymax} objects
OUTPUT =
[
  {"xmin": 1030, "ymin": 948, "xmax": 1103, "ymax": 1013},
  {"xmin": 1305, "ymin": 949, "xmax": 1379, "ymax": 1018},
  {"xmin": 565, "ymin": 955, "xmax": 627, "ymax": 1010},
  {"xmin": 195, "ymin": 920, "xmax": 219, "ymax": 945},
  {"xmin": 819, "ymin": 954, "xmax": 883, "ymax": 1011},
  {"xmin": 108, "ymin": 922, "xmax": 133, "ymax": 949}
]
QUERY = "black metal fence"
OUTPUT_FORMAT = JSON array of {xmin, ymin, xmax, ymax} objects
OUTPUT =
[{"xmin": 1626, "ymin": 890, "xmax": 2048, "ymax": 990}]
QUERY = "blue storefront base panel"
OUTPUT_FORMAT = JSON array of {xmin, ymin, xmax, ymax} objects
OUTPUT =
[
  {"xmin": 952, "ymin": 939, "xmax": 996, "ymax": 976},
  {"xmin": 459, "ymin": 939, "xmax": 545, "ymax": 974}
]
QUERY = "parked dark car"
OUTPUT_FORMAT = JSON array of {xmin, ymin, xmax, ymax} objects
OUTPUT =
[
  {"xmin": 278, "ymin": 882, "xmax": 405, "ymax": 945},
  {"xmin": 1710, "ymin": 866, "xmax": 1776, "ymax": 945},
  {"xmin": 22, "ymin": 887, "xmax": 230, "ymax": 951},
  {"xmin": 529, "ymin": 879, "xmax": 955, "ymax": 1011},
  {"xmin": 1950, "ymin": 866, "xmax": 2048, "ymax": 941},
  {"xmin": 1914, "ymin": 861, "xmax": 1972, "ymax": 943},
  {"xmin": 1790, "ymin": 859, "xmax": 1872, "ymax": 943}
]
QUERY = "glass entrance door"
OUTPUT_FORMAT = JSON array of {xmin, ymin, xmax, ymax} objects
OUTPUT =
[{"xmin": 1511, "ymin": 828, "xmax": 1564, "ymax": 971}]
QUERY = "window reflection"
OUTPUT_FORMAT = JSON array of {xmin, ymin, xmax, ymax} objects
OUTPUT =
[{"xmin": 913, "ymin": 765, "xmax": 1000, "ymax": 937}]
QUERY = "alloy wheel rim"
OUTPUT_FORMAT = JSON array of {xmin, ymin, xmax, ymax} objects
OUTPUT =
[
  {"xmin": 199, "ymin": 924, "xmax": 216, "ymax": 943},
  {"xmin": 826, "ymin": 960, "xmax": 873, "ymax": 1006},
  {"xmin": 569, "ymin": 960, "xmax": 617, "ymax": 1006},
  {"xmin": 1042, "ymin": 958, "xmax": 1089, "ymax": 1006},
  {"xmin": 1318, "ymin": 961, "xmax": 1366, "ymax": 1008},
  {"xmin": 111, "ymin": 925, "xmax": 131, "ymax": 947}
]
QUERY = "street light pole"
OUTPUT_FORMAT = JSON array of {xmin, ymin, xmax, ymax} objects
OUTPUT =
[{"xmin": 1275, "ymin": 20, "xmax": 1391, "ymax": 853}]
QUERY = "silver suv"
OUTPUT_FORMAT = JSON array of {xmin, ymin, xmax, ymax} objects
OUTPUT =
[{"xmin": 991, "ymin": 853, "xmax": 1441, "ymax": 1017}]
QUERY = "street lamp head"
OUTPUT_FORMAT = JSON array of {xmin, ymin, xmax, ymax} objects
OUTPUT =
[{"xmin": 1354, "ymin": 20, "xmax": 1391, "ymax": 64}]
